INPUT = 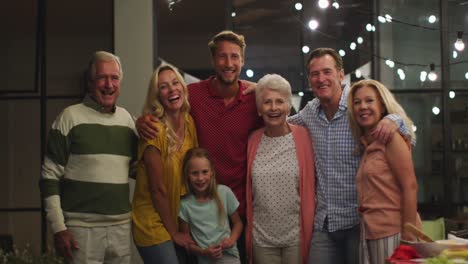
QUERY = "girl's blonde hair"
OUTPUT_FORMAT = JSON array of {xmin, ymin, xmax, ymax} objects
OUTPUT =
[
  {"xmin": 142, "ymin": 64, "xmax": 190, "ymax": 154},
  {"xmin": 347, "ymin": 79, "xmax": 416, "ymax": 148},
  {"xmin": 182, "ymin": 148, "xmax": 226, "ymax": 226}
]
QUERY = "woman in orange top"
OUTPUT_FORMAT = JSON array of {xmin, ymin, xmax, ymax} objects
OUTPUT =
[{"xmin": 347, "ymin": 79, "xmax": 419, "ymax": 264}]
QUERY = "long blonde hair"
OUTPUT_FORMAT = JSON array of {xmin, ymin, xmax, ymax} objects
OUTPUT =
[
  {"xmin": 142, "ymin": 64, "xmax": 190, "ymax": 154},
  {"xmin": 182, "ymin": 148, "xmax": 226, "ymax": 226},
  {"xmin": 347, "ymin": 79, "xmax": 416, "ymax": 147}
]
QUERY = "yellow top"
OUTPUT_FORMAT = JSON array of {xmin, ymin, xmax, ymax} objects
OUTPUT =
[{"xmin": 132, "ymin": 114, "xmax": 198, "ymax": 246}]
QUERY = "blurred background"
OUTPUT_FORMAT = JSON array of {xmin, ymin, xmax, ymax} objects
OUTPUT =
[{"xmin": 1, "ymin": 0, "xmax": 467, "ymax": 258}]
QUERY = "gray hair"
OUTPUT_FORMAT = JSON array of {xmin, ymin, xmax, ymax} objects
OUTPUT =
[
  {"xmin": 255, "ymin": 74, "xmax": 292, "ymax": 109},
  {"xmin": 87, "ymin": 51, "xmax": 123, "ymax": 82}
]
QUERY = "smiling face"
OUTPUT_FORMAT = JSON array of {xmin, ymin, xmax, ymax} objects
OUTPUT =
[
  {"xmin": 258, "ymin": 88, "xmax": 290, "ymax": 130},
  {"xmin": 308, "ymin": 54, "xmax": 344, "ymax": 105},
  {"xmin": 157, "ymin": 69, "xmax": 185, "ymax": 113},
  {"xmin": 187, "ymin": 157, "xmax": 213, "ymax": 198},
  {"xmin": 89, "ymin": 60, "xmax": 121, "ymax": 112},
  {"xmin": 352, "ymin": 85, "xmax": 386, "ymax": 131},
  {"xmin": 211, "ymin": 40, "xmax": 244, "ymax": 86}
]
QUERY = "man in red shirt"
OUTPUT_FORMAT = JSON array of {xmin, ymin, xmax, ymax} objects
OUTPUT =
[{"xmin": 138, "ymin": 31, "xmax": 262, "ymax": 264}]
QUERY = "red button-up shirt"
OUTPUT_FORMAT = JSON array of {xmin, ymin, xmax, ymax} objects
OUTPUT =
[{"xmin": 188, "ymin": 77, "xmax": 263, "ymax": 216}]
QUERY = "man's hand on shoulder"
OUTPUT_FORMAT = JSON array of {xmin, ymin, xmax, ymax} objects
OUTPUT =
[
  {"xmin": 241, "ymin": 80, "xmax": 256, "ymax": 95},
  {"xmin": 54, "ymin": 229, "xmax": 79, "ymax": 259},
  {"xmin": 136, "ymin": 114, "xmax": 159, "ymax": 141},
  {"xmin": 371, "ymin": 118, "xmax": 398, "ymax": 144}
]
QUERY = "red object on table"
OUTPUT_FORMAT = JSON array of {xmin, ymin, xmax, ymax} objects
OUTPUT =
[{"xmin": 387, "ymin": 245, "xmax": 422, "ymax": 261}]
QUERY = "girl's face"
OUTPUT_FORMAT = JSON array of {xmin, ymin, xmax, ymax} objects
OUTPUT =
[
  {"xmin": 187, "ymin": 157, "xmax": 212, "ymax": 197},
  {"xmin": 352, "ymin": 85, "xmax": 386, "ymax": 132}
]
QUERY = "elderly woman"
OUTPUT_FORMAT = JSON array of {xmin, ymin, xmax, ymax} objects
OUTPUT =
[
  {"xmin": 132, "ymin": 64, "xmax": 198, "ymax": 263},
  {"xmin": 347, "ymin": 79, "xmax": 419, "ymax": 264},
  {"xmin": 245, "ymin": 74, "xmax": 315, "ymax": 264}
]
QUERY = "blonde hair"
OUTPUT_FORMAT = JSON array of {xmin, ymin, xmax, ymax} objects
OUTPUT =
[
  {"xmin": 182, "ymin": 148, "xmax": 226, "ymax": 226},
  {"xmin": 208, "ymin": 30, "xmax": 246, "ymax": 57},
  {"xmin": 347, "ymin": 79, "xmax": 416, "ymax": 147},
  {"xmin": 142, "ymin": 64, "xmax": 190, "ymax": 154}
]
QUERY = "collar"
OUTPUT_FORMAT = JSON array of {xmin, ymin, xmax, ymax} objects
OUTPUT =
[
  {"xmin": 83, "ymin": 94, "xmax": 116, "ymax": 114},
  {"xmin": 207, "ymin": 76, "xmax": 246, "ymax": 102}
]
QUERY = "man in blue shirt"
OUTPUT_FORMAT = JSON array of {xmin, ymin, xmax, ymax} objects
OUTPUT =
[{"xmin": 288, "ymin": 48, "xmax": 412, "ymax": 264}]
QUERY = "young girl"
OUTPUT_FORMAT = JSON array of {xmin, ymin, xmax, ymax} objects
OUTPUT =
[{"xmin": 179, "ymin": 148, "xmax": 243, "ymax": 264}]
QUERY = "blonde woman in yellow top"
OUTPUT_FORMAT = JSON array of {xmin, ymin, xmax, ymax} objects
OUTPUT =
[{"xmin": 132, "ymin": 64, "xmax": 198, "ymax": 263}]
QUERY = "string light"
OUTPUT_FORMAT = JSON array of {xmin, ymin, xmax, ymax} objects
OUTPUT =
[
  {"xmin": 357, "ymin": 37, "xmax": 364, "ymax": 44},
  {"xmin": 355, "ymin": 69, "xmax": 362, "ymax": 78},
  {"xmin": 385, "ymin": 14, "xmax": 393, "ymax": 22},
  {"xmin": 350, "ymin": 42, "xmax": 357, "ymax": 50},
  {"xmin": 246, "ymin": 69, "xmax": 254, "ymax": 78},
  {"xmin": 432, "ymin": 106, "xmax": 440, "ymax": 115},
  {"xmin": 420, "ymin": 71, "xmax": 427, "ymax": 82},
  {"xmin": 428, "ymin": 15, "xmax": 437, "ymax": 24},
  {"xmin": 465, "ymin": 72, "xmax": 468, "ymax": 80},
  {"xmin": 378, "ymin": 16, "xmax": 386, "ymax": 23},
  {"xmin": 338, "ymin": 49, "xmax": 346, "ymax": 56},
  {"xmin": 397, "ymin": 68, "xmax": 406, "ymax": 80},
  {"xmin": 298, "ymin": 91, "xmax": 304, "ymax": 97},
  {"xmin": 308, "ymin": 19, "xmax": 319, "ymax": 30},
  {"xmin": 454, "ymin": 31, "xmax": 465, "ymax": 51},
  {"xmin": 385, "ymin": 59, "xmax": 395, "ymax": 68},
  {"xmin": 302, "ymin": 45, "xmax": 310, "ymax": 54},
  {"xmin": 453, "ymin": 51, "xmax": 458, "ymax": 59},
  {"xmin": 332, "ymin": 1, "xmax": 339, "ymax": 9},
  {"xmin": 428, "ymin": 63, "xmax": 437, "ymax": 81},
  {"xmin": 318, "ymin": 0, "xmax": 329, "ymax": 9},
  {"xmin": 449, "ymin": 91, "xmax": 456, "ymax": 99},
  {"xmin": 294, "ymin": 2, "xmax": 303, "ymax": 11},
  {"xmin": 366, "ymin": 23, "xmax": 373, "ymax": 31},
  {"xmin": 231, "ymin": 12, "xmax": 236, "ymax": 17}
]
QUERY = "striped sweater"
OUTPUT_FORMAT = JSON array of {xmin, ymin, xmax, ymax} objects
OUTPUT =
[{"xmin": 40, "ymin": 96, "xmax": 138, "ymax": 233}]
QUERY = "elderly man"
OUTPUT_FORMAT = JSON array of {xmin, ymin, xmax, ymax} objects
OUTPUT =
[{"xmin": 40, "ymin": 51, "xmax": 137, "ymax": 263}]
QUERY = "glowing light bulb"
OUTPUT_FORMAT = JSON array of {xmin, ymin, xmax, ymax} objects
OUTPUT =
[
  {"xmin": 428, "ymin": 15, "xmax": 437, "ymax": 24},
  {"xmin": 397, "ymin": 69, "xmax": 405, "ymax": 80},
  {"xmin": 428, "ymin": 63, "xmax": 437, "ymax": 81},
  {"xmin": 332, "ymin": 1, "xmax": 339, "ymax": 9},
  {"xmin": 432, "ymin": 106, "xmax": 440, "ymax": 115},
  {"xmin": 318, "ymin": 0, "xmax": 329, "ymax": 9},
  {"xmin": 302, "ymin": 45, "xmax": 310, "ymax": 54},
  {"xmin": 350, "ymin": 42, "xmax": 356, "ymax": 50},
  {"xmin": 465, "ymin": 72, "xmax": 468, "ymax": 80},
  {"xmin": 294, "ymin": 2, "xmax": 303, "ymax": 11},
  {"xmin": 357, "ymin": 37, "xmax": 363, "ymax": 44},
  {"xmin": 298, "ymin": 91, "xmax": 304, "ymax": 97},
  {"xmin": 455, "ymin": 31, "xmax": 465, "ymax": 51},
  {"xmin": 420, "ymin": 71, "xmax": 427, "ymax": 82},
  {"xmin": 385, "ymin": 14, "xmax": 392, "ymax": 22},
  {"xmin": 366, "ymin": 24, "xmax": 372, "ymax": 32},
  {"xmin": 453, "ymin": 51, "xmax": 458, "ymax": 59},
  {"xmin": 231, "ymin": 12, "xmax": 236, "ymax": 17},
  {"xmin": 338, "ymin": 49, "xmax": 346, "ymax": 57},
  {"xmin": 355, "ymin": 69, "xmax": 362, "ymax": 78},
  {"xmin": 372, "ymin": 25, "xmax": 376, "ymax": 32},
  {"xmin": 246, "ymin": 69, "xmax": 254, "ymax": 78},
  {"xmin": 378, "ymin": 16, "xmax": 386, "ymax": 23},
  {"xmin": 308, "ymin": 19, "xmax": 319, "ymax": 30},
  {"xmin": 385, "ymin": 59, "xmax": 395, "ymax": 68},
  {"xmin": 449, "ymin": 91, "xmax": 456, "ymax": 99}
]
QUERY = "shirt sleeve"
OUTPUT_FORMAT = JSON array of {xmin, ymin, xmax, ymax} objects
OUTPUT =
[
  {"xmin": 178, "ymin": 199, "xmax": 190, "ymax": 223},
  {"xmin": 385, "ymin": 114, "xmax": 416, "ymax": 146},
  {"xmin": 40, "ymin": 111, "xmax": 71, "ymax": 233},
  {"xmin": 221, "ymin": 185, "xmax": 240, "ymax": 216}
]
